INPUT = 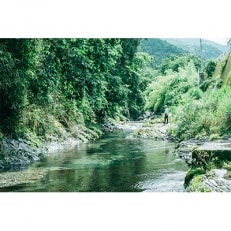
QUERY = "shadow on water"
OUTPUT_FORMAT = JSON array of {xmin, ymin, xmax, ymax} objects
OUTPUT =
[{"xmin": 0, "ymin": 130, "xmax": 188, "ymax": 192}]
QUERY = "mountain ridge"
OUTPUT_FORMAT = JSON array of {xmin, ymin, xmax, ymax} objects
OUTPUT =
[{"xmin": 162, "ymin": 38, "xmax": 228, "ymax": 60}]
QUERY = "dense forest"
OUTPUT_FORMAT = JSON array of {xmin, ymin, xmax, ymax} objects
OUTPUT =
[
  {"xmin": 1, "ymin": 38, "xmax": 231, "ymax": 144},
  {"xmin": 0, "ymin": 38, "xmax": 153, "ymax": 141}
]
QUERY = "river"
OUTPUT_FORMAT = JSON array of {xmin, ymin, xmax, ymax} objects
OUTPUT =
[{"xmin": 0, "ymin": 128, "xmax": 188, "ymax": 192}]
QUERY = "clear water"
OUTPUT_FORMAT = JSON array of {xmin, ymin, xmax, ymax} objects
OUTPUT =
[{"xmin": 0, "ymin": 131, "xmax": 188, "ymax": 192}]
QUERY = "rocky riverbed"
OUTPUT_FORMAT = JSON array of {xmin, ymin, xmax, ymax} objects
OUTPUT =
[
  {"xmin": 185, "ymin": 169, "xmax": 231, "ymax": 192},
  {"xmin": 125, "ymin": 121, "xmax": 172, "ymax": 140},
  {"xmin": 1, "ymin": 118, "xmax": 231, "ymax": 192},
  {"xmin": 0, "ymin": 119, "xmax": 173, "ymax": 188},
  {"xmin": 0, "ymin": 138, "xmax": 42, "ymax": 171},
  {"xmin": 127, "ymin": 120, "xmax": 231, "ymax": 192},
  {"xmin": 174, "ymin": 139, "xmax": 231, "ymax": 192}
]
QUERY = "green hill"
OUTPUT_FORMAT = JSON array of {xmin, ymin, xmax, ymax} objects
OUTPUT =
[
  {"xmin": 163, "ymin": 38, "xmax": 228, "ymax": 60},
  {"xmin": 138, "ymin": 38, "xmax": 187, "ymax": 68}
]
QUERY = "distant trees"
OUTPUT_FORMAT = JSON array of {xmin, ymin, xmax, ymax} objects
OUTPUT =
[
  {"xmin": 139, "ymin": 38, "xmax": 186, "ymax": 68},
  {"xmin": 158, "ymin": 54, "xmax": 200, "ymax": 75}
]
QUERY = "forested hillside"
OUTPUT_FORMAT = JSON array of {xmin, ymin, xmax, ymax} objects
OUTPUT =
[
  {"xmin": 138, "ymin": 38, "xmax": 186, "ymax": 68},
  {"xmin": 163, "ymin": 38, "xmax": 228, "ymax": 60},
  {"xmin": 143, "ymin": 38, "xmax": 231, "ymax": 141},
  {"xmin": 0, "ymin": 38, "xmax": 152, "ymax": 141}
]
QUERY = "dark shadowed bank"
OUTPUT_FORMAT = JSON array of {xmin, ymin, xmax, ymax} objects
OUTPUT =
[
  {"xmin": 0, "ymin": 118, "xmax": 134, "ymax": 171},
  {"xmin": 0, "ymin": 121, "xmax": 107, "ymax": 171}
]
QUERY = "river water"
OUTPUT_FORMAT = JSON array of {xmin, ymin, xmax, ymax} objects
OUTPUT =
[{"xmin": 0, "ymin": 128, "xmax": 188, "ymax": 192}]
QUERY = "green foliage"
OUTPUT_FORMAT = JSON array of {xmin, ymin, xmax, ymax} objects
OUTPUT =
[
  {"xmin": 141, "ymin": 39, "xmax": 231, "ymax": 142},
  {"xmin": 144, "ymin": 74, "xmax": 173, "ymax": 112},
  {"xmin": 223, "ymin": 161, "xmax": 231, "ymax": 171},
  {"xmin": 0, "ymin": 40, "xmax": 29, "ymax": 134},
  {"xmin": 186, "ymin": 175, "xmax": 211, "ymax": 192},
  {"xmin": 144, "ymin": 60, "xmax": 199, "ymax": 114},
  {"xmin": 199, "ymin": 77, "xmax": 215, "ymax": 92},
  {"xmin": 192, "ymin": 151, "xmax": 224, "ymax": 171},
  {"xmin": 185, "ymin": 150, "xmax": 227, "ymax": 192},
  {"xmin": 187, "ymin": 87, "xmax": 203, "ymax": 99},
  {"xmin": 158, "ymin": 54, "xmax": 201, "ymax": 75},
  {"xmin": 0, "ymin": 38, "xmax": 151, "ymax": 138},
  {"xmin": 205, "ymin": 60, "xmax": 216, "ymax": 77},
  {"xmin": 184, "ymin": 166, "xmax": 206, "ymax": 187},
  {"xmin": 170, "ymin": 87, "xmax": 231, "ymax": 140}
]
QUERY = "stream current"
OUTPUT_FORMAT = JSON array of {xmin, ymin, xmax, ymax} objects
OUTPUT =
[{"xmin": 0, "ymin": 127, "xmax": 188, "ymax": 192}]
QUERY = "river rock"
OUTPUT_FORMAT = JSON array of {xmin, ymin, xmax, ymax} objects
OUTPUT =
[
  {"xmin": 128, "ymin": 122, "xmax": 171, "ymax": 141},
  {"xmin": 182, "ymin": 140, "xmax": 231, "ymax": 192},
  {"xmin": 0, "ymin": 137, "xmax": 43, "ymax": 171},
  {"xmin": 0, "ymin": 123, "xmax": 102, "ymax": 170},
  {"xmin": 185, "ymin": 169, "xmax": 231, "ymax": 192},
  {"xmin": 101, "ymin": 118, "xmax": 119, "ymax": 132},
  {"xmin": 173, "ymin": 139, "xmax": 201, "ymax": 166},
  {"xmin": 194, "ymin": 141, "xmax": 231, "ymax": 162}
]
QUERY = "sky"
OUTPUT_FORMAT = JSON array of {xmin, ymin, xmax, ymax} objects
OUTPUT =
[
  {"xmin": 205, "ymin": 38, "xmax": 228, "ymax": 45},
  {"xmin": 1, "ymin": 1, "xmax": 230, "ymax": 39}
]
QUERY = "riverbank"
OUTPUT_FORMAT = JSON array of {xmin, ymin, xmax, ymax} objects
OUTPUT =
[
  {"xmin": 2, "ymin": 118, "xmax": 231, "ymax": 192},
  {"xmin": 0, "ymin": 122, "xmax": 103, "ymax": 171},
  {"xmin": 125, "ymin": 119, "xmax": 231, "ymax": 192},
  {"xmin": 0, "ymin": 118, "xmax": 134, "ymax": 171},
  {"xmin": 0, "ymin": 125, "xmax": 101, "ymax": 187},
  {"xmin": 173, "ymin": 137, "xmax": 231, "ymax": 192},
  {"xmin": 0, "ymin": 118, "xmax": 167, "ymax": 171},
  {"xmin": 0, "ymin": 121, "xmax": 187, "ymax": 192}
]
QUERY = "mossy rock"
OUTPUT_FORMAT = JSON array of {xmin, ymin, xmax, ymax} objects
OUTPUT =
[
  {"xmin": 184, "ymin": 167, "xmax": 206, "ymax": 187},
  {"xmin": 186, "ymin": 175, "xmax": 211, "ymax": 192}
]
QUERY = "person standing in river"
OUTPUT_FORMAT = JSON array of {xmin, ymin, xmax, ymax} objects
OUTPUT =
[{"xmin": 163, "ymin": 105, "xmax": 169, "ymax": 124}]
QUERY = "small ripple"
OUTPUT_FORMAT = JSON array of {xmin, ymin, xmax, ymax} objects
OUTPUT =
[{"xmin": 137, "ymin": 171, "xmax": 186, "ymax": 192}]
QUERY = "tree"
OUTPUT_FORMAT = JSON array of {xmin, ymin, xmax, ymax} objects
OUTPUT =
[
  {"xmin": 0, "ymin": 39, "xmax": 33, "ymax": 134},
  {"xmin": 0, "ymin": 38, "xmax": 149, "ymax": 137},
  {"xmin": 205, "ymin": 60, "xmax": 216, "ymax": 77}
]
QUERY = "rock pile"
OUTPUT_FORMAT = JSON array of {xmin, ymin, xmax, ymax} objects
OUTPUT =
[{"xmin": 0, "ymin": 138, "xmax": 42, "ymax": 171}]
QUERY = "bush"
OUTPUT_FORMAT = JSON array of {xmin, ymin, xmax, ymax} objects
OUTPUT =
[
  {"xmin": 144, "ymin": 62, "xmax": 199, "ymax": 114},
  {"xmin": 205, "ymin": 60, "xmax": 216, "ymax": 77},
  {"xmin": 170, "ymin": 87, "xmax": 231, "ymax": 140}
]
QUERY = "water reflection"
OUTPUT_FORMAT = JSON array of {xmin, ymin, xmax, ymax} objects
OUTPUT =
[{"xmin": 0, "ymin": 131, "xmax": 188, "ymax": 192}]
